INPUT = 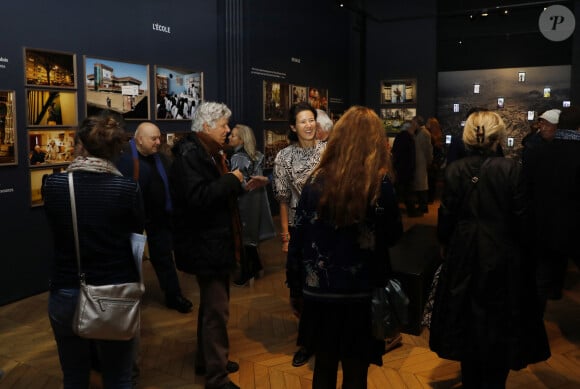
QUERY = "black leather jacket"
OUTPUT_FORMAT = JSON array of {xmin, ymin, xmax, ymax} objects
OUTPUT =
[{"xmin": 430, "ymin": 152, "xmax": 550, "ymax": 369}]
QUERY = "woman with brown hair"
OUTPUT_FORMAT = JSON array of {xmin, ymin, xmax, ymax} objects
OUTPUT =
[
  {"xmin": 43, "ymin": 115, "xmax": 145, "ymax": 388},
  {"xmin": 286, "ymin": 106, "xmax": 403, "ymax": 388}
]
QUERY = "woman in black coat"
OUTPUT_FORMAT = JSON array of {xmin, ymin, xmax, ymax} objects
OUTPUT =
[{"xmin": 429, "ymin": 111, "xmax": 550, "ymax": 388}]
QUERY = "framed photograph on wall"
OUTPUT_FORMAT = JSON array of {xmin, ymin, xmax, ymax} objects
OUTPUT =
[
  {"xmin": 497, "ymin": 97, "xmax": 505, "ymax": 109},
  {"xmin": 0, "ymin": 90, "xmax": 17, "ymax": 166},
  {"xmin": 84, "ymin": 56, "xmax": 150, "ymax": 120},
  {"xmin": 290, "ymin": 85, "xmax": 308, "ymax": 105},
  {"xmin": 543, "ymin": 87, "xmax": 551, "ymax": 98},
  {"xmin": 28, "ymin": 128, "xmax": 76, "ymax": 166},
  {"xmin": 263, "ymin": 128, "xmax": 289, "ymax": 169},
  {"xmin": 26, "ymin": 90, "xmax": 77, "ymax": 127},
  {"xmin": 308, "ymin": 87, "xmax": 328, "ymax": 111},
  {"xmin": 30, "ymin": 166, "xmax": 66, "ymax": 207},
  {"xmin": 263, "ymin": 81, "xmax": 290, "ymax": 121},
  {"xmin": 24, "ymin": 48, "xmax": 76, "ymax": 89},
  {"xmin": 380, "ymin": 79, "xmax": 416, "ymax": 105},
  {"xmin": 155, "ymin": 65, "xmax": 203, "ymax": 120}
]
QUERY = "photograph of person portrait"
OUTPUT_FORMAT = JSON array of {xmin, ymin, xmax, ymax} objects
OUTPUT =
[
  {"xmin": 0, "ymin": 90, "xmax": 17, "ymax": 166},
  {"xmin": 308, "ymin": 87, "xmax": 329, "ymax": 111},
  {"xmin": 24, "ymin": 48, "xmax": 76, "ymax": 88},
  {"xmin": 84, "ymin": 56, "xmax": 150, "ymax": 120},
  {"xmin": 155, "ymin": 66, "xmax": 203, "ymax": 120},
  {"xmin": 30, "ymin": 166, "xmax": 66, "ymax": 207},
  {"xmin": 290, "ymin": 85, "xmax": 308, "ymax": 105},
  {"xmin": 26, "ymin": 90, "xmax": 77, "ymax": 127},
  {"xmin": 263, "ymin": 128, "xmax": 290, "ymax": 169},
  {"xmin": 263, "ymin": 81, "xmax": 290, "ymax": 121},
  {"xmin": 28, "ymin": 129, "xmax": 76, "ymax": 166},
  {"xmin": 380, "ymin": 79, "xmax": 416, "ymax": 105}
]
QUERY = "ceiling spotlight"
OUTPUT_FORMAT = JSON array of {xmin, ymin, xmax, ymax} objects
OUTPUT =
[
  {"xmin": 339, "ymin": 3, "xmax": 344, "ymax": 7},
  {"xmin": 504, "ymin": 9, "xmax": 509, "ymax": 15},
  {"xmin": 481, "ymin": 10, "xmax": 489, "ymax": 17},
  {"xmin": 458, "ymin": 40, "xmax": 463, "ymax": 45}
]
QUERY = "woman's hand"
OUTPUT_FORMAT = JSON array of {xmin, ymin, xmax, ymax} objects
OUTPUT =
[
  {"xmin": 246, "ymin": 175, "xmax": 269, "ymax": 191},
  {"xmin": 281, "ymin": 232, "xmax": 290, "ymax": 253}
]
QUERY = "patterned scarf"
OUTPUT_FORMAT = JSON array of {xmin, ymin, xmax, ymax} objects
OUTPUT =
[
  {"xmin": 66, "ymin": 156, "xmax": 122, "ymax": 176},
  {"xmin": 196, "ymin": 132, "xmax": 243, "ymax": 263}
]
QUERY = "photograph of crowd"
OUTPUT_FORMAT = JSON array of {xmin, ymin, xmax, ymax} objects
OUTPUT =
[{"xmin": 155, "ymin": 66, "xmax": 203, "ymax": 120}]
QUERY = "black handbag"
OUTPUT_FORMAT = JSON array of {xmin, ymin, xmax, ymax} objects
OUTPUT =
[{"xmin": 371, "ymin": 278, "xmax": 409, "ymax": 339}]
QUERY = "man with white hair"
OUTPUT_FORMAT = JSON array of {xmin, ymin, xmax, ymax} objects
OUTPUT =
[{"xmin": 315, "ymin": 109, "xmax": 333, "ymax": 141}]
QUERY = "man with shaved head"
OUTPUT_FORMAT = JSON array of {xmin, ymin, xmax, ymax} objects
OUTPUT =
[{"xmin": 117, "ymin": 121, "xmax": 193, "ymax": 314}]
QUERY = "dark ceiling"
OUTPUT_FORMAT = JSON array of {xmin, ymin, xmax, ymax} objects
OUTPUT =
[
  {"xmin": 336, "ymin": 0, "xmax": 575, "ymax": 70},
  {"xmin": 336, "ymin": 0, "xmax": 573, "ymax": 21}
]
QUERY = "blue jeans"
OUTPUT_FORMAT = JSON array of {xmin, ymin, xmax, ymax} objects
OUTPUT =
[{"xmin": 48, "ymin": 288, "xmax": 135, "ymax": 389}]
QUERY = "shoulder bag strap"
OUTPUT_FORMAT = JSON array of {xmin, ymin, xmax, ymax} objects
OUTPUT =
[
  {"xmin": 129, "ymin": 139, "xmax": 139, "ymax": 181},
  {"xmin": 68, "ymin": 172, "xmax": 83, "ymax": 279}
]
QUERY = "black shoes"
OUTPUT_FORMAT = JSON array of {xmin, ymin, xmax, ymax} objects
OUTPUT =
[
  {"xmin": 165, "ymin": 294, "xmax": 193, "ymax": 313},
  {"xmin": 195, "ymin": 360, "xmax": 239, "ymax": 376},
  {"xmin": 291, "ymin": 347, "xmax": 313, "ymax": 367},
  {"xmin": 233, "ymin": 276, "xmax": 253, "ymax": 287}
]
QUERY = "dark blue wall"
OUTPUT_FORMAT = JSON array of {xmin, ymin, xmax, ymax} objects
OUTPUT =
[
  {"xmin": 0, "ymin": 0, "xmax": 353, "ymax": 305},
  {"xmin": 241, "ymin": 0, "xmax": 351, "ymax": 151},
  {"xmin": 0, "ymin": 0, "xmax": 220, "ymax": 305}
]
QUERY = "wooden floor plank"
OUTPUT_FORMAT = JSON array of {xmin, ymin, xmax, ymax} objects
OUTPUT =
[{"xmin": 1, "ymin": 210, "xmax": 579, "ymax": 388}]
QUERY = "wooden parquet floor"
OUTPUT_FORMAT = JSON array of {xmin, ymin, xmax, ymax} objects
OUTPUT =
[{"xmin": 1, "ymin": 205, "xmax": 580, "ymax": 388}]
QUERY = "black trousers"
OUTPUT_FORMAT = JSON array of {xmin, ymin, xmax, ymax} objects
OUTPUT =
[
  {"xmin": 195, "ymin": 274, "xmax": 231, "ymax": 389},
  {"xmin": 313, "ymin": 351, "xmax": 368, "ymax": 389},
  {"xmin": 460, "ymin": 356, "xmax": 509, "ymax": 389},
  {"xmin": 146, "ymin": 226, "xmax": 182, "ymax": 297}
]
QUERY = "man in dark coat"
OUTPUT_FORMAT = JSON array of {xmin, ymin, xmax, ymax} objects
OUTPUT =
[
  {"xmin": 117, "ymin": 122, "xmax": 193, "ymax": 314},
  {"xmin": 169, "ymin": 102, "xmax": 244, "ymax": 389},
  {"xmin": 391, "ymin": 120, "xmax": 418, "ymax": 216},
  {"xmin": 523, "ymin": 106, "xmax": 580, "ymax": 311}
]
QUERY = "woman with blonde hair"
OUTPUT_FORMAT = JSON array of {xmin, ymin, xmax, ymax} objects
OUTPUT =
[
  {"xmin": 430, "ymin": 110, "xmax": 550, "ymax": 388},
  {"xmin": 287, "ymin": 106, "xmax": 403, "ymax": 388},
  {"xmin": 229, "ymin": 124, "xmax": 275, "ymax": 286}
]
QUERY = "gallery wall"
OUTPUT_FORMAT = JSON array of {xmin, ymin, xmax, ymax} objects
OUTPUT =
[
  {"xmin": 0, "ymin": 0, "xmax": 218, "ymax": 305},
  {"xmin": 363, "ymin": 2, "xmax": 438, "ymax": 120},
  {"xmin": 0, "ymin": 0, "xmax": 355, "ymax": 305}
]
